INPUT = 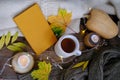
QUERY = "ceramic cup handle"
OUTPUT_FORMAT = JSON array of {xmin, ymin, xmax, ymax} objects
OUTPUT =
[{"xmin": 75, "ymin": 50, "xmax": 82, "ymax": 56}]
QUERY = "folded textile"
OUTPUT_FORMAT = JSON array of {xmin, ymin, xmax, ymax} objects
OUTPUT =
[
  {"xmin": 89, "ymin": 48, "xmax": 120, "ymax": 80},
  {"xmin": 0, "ymin": 0, "xmax": 120, "ymax": 37},
  {"xmin": 49, "ymin": 45, "xmax": 120, "ymax": 80},
  {"xmin": 0, "ymin": 0, "xmax": 89, "ymax": 36},
  {"xmin": 94, "ymin": 4, "xmax": 115, "ymax": 15},
  {"xmin": 1, "ymin": 0, "xmax": 120, "ymax": 36},
  {"xmin": 110, "ymin": 0, "xmax": 120, "ymax": 19}
]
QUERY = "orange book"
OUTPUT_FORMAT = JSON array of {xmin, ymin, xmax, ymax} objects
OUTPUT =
[{"xmin": 14, "ymin": 3, "xmax": 57, "ymax": 55}]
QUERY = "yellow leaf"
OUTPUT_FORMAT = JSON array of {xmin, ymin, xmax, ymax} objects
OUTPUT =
[
  {"xmin": 11, "ymin": 31, "xmax": 18, "ymax": 43},
  {"xmin": 0, "ymin": 35, "xmax": 5, "ymax": 49},
  {"xmin": 7, "ymin": 45, "xmax": 22, "ymax": 52},
  {"xmin": 12, "ymin": 42, "xmax": 26, "ymax": 48},
  {"xmin": 48, "ymin": 16, "xmax": 65, "ymax": 26},
  {"xmin": 5, "ymin": 32, "xmax": 11, "ymax": 46},
  {"xmin": 58, "ymin": 8, "xmax": 67, "ymax": 17},
  {"xmin": 72, "ymin": 61, "xmax": 85, "ymax": 68},
  {"xmin": 48, "ymin": 16, "xmax": 57, "ymax": 24},
  {"xmin": 48, "ymin": 8, "xmax": 72, "ymax": 30},
  {"xmin": 82, "ymin": 61, "xmax": 89, "ymax": 71},
  {"xmin": 51, "ymin": 23, "xmax": 66, "ymax": 30},
  {"xmin": 31, "ymin": 61, "xmax": 51, "ymax": 80},
  {"xmin": 48, "ymin": 8, "xmax": 72, "ymax": 38},
  {"xmin": 11, "ymin": 42, "xmax": 26, "ymax": 52},
  {"xmin": 64, "ymin": 12, "xmax": 72, "ymax": 25}
]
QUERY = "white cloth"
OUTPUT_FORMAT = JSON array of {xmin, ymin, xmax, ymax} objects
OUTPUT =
[
  {"xmin": 110, "ymin": 0, "xmax": 120, "ymax": 19},
  {"xmin": 0, "ymin": 0, "xmax": 39, "ymax": 36},
  {"xmin": 0, "ymin": 0, "xmax": 89, "ymax": 36},
  {"xmin": 0, "ymin": 0, "xmax": 119, "ymax": 36}
]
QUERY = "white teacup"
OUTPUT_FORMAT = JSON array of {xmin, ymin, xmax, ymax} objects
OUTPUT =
[{"xmin": 54, "ymin": 34, "xmax": 81, "ymax": 58}]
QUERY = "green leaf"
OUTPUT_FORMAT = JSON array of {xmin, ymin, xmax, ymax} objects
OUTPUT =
[
  {"xmin": 72, "ymin": 61, "xmax": 85, "ymax": 68},
  {"xmin": 0, "ymin": 34, "xmax": 5, "ymax": 49},
  {"xmin": 31, "ymin": 61, "xmax": 51, "ymax": 80},
  {"xmin": 82, "ymin": 61, "xmax": 89, "ymax": 71},
  {"xmin": 58, "ymin": 8, "xmax": 67, "ymax": 17},
  {"xmin": 12, "ymin": 42, "xmax": 26, "ymax": 48},
  {"xmin": 7, "ymin": 45, "xmax": 22, "ymax": 52},
  {"xmin": 11, "ymin": 32, "xmax": 18, "ymax": 43},
  {"xmin": 51, "ymin": 26, "xmax": 64, "ymax": 38},
  {"xmin": 5, "ymin": 32, "xmax": 11, "ymax": 46}
]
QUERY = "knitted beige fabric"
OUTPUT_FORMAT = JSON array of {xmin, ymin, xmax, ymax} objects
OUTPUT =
[
  {"xmin": 110, "ymin": 0, "xmax": 120, "ymax": 19},
  {"xmin": 0, "ymin": 0, "xmax": 119, "ymax": 36}
]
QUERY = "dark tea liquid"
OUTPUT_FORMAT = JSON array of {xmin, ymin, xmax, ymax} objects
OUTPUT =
[{"xmin": 61, "ymin": 38, "xmax": 75, "ymax": 53}]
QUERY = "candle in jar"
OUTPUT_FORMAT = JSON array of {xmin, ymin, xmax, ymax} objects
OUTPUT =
[
  {"xmin": 84, "ymin": 32, "xmax": 101, "ymax": 47},
  {"xmin": 12, "ymin": 52, "xmax": 34, "ymax": 74}
]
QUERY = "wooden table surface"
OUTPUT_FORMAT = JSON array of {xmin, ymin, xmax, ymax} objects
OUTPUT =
[
  {"xmin": 0, "ymin": 36, "xmax": 76, "ymax": 80},
  {"xmin": 0, "ymin": 32, "xmax": 120, "ymax": 80}
]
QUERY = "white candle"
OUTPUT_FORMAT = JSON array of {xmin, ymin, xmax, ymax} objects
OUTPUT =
[
  {"xmin": 91, "ymin": 34, "xmax": 99, "ymax": 43},
  {"xmin": 18, "ymin": 55, "xmax": 30, "ymax": 69}
]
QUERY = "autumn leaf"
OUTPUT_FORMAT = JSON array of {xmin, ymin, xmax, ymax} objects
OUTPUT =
[
  {"xmin": 31, "ymin": 61, "xmax": 52, "ymax": 80},
  {"xmin": 11, "ymin": 31, "xmax": 18, "ymax": 43},
  {"xmin": 0, "ymin": 31, "xmax": 26, "ymax": 52},
  {"xmin": 72, "ymin": 61, "xmax": 89, "ymax": 71},
  {"xmin": 58, "ymin": 8, "xmax": 72, "ymax": 26},
  {"xmin": 72, "ymin": 61, "xmax": 85, "ymax": 68},
  {"xmin": 5, "ymin": 32, "xmax": 11, "ymax": 46},
  {"xmin": 64, "ymin": 13, "xmax": 72, "ymax": 26},
  {"xmin": 7, "ymin": 45, "xmax": 22, "ymax": 52},
  {"xmin": 48, "ymin": 8, "xmax": 72, "ymax": 37},
  {"xmin": 58, "ymin": 8, "xmax": 67, "ymax": 17},
  {"xmin": 48, "ymin": 15, "xmax": 63, "ymax": 25},
  {"xmin": 0, "ymin": 34, "xmax": 5, "ymax": 49},
  {"xmin": 12, "ymin": 42, "xmax": 26, "ymax": 48},
  {"xmin": 82, "ymin": 61, "xmax": 89, "ymax": 71},
  {"xmin": 48, "ymin": 8, "xmax": 72, "ymax": 27}
]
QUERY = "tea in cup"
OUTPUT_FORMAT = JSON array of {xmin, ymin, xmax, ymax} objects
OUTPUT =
[{"xmin": 54, "ymin": 34, "xmax": 81, "ymax": 58}]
